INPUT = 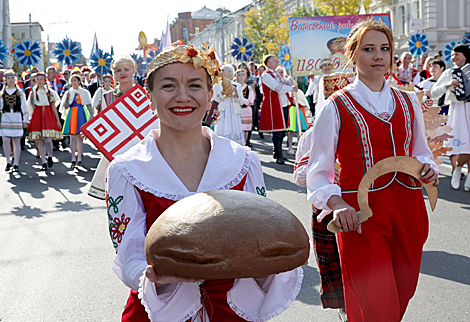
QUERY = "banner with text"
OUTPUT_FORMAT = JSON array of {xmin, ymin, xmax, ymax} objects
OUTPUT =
[{"xmin": 289, "ymin": 14, "xmax": 391, "ymax": 76}]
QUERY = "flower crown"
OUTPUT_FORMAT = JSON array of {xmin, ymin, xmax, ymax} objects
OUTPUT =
[{"xmin": 146, "ymin": 43, "xmax": 233, "ymax": 97}]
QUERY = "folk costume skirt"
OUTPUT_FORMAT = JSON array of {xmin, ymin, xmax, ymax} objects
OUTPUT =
[
  {"xmin": 444, "ymin": 101, "xmax": 470, "ymax": 154},
  {"xmin": 0, "ymin": 111, "xmax": 24, "ymax": 137},
  {"xmin": 337, "ymin": 180, "xmax": 428, "ymax": 322},
  {"xmin": 214, "ymin": 99, "xmax": 244, "ymax": 145},
  {"xmin": 286, "ymin": 105, "xmax": 308, "ymax": 132},
  {"xmin": 62, "ymin": 101, "xmax": 90, "ymax": 135},
  {"xmin": 28, "ymin": 105, "xmax": 63, "ymax": 140},
  {"xmin": 240, "ymin": 106, "xmax": 253, "ymax": 132}
]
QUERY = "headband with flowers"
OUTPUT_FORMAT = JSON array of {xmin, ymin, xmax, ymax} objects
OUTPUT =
[{"xmin": 146, "ymin": 43, "xmax": 233, "ymax": 97}]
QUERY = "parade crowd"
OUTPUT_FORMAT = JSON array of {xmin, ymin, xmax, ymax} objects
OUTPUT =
[{"xmin": 1, "ymin": 19, "xmax": 470, "ymax": 322}]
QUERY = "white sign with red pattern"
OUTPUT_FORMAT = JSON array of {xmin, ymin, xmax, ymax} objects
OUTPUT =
[{"xmin": 81, "ymin": 84, "xmax": 158, "ymax": 161}]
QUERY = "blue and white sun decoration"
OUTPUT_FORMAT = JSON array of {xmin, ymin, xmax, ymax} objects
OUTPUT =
[
  {"xmin": 278, "ymin": 44, "xmax": 292, "ymax": 71},
  {"xmin": 53, "ymin": 39, "xmax": 82, "ymax": 66},
  {"xmin": 13, "ymin": 39, "xmax": 42, "ymax": 66},
  {"xmin": 443, "ymin": 40, "xmax": 462, "ymax": 63},
  {"xmin": 0, "ymin": 40, "xmax": 8, "ymax": 63},
  {"xmin": 231, "ymin": 37, "xmax": 254, "ymax": 62},
  {"xmin": 90, "ymin": 48, "xmax": 113, "ymax": 75},
  {"xmin": 408, "ymin": 33, "xmax": 429, "ymax": 56}
]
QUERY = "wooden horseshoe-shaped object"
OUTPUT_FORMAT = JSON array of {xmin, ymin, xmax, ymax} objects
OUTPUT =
[{"xmin": 327, "ymin": 156, "xmax": 438, "ymax": 233}]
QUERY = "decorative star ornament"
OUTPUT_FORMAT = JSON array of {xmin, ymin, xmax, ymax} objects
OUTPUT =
[
  {"xmin": 278, "ymin": 44, "xmax": 292, "ymax": 71},
  {"xmin": 90, "ymin": 49, "xmax": 113, "ymax": 75},
  {"xmin": 230, "ymin": 37, "xmax": 254, "ymax": 62},
  {"xmin": 53, "ymin": 38, "xmax": 82, "ymax": 65},
  {"xmin": 13, "ymin": 39, "xmax": 42, "ymax": 66},
  {"xmin": 408, "ymin": 33, "xmax": 429, "ymax": 56}
]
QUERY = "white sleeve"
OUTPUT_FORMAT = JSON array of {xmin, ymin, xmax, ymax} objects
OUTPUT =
[
  {"xmin": 262, "ymin": 72, "xmax": 294, "ymax": 95},
  {"xmin": 407, "ymin": 92, "xmax": 439, "ymax": 174},
  {"xmin": 412, "ymin": 72, "xmax": 421, "ymax": 86},
  {"xmin": 106, "ymin": 161, "xmax": 148, "ymax": 291},
  {"xmin": 227, "ymin": 267, "xmax": 303, "ymax": 321},
  {"xmin": 20, "ymin": 92, "xmax": 29, "ymax": 122},
  {"xmin": 234, "ymin": 83, "xmax": 246, "ymax": 106},
  {"xmin": 305, "ymin": 79, "xmax": 315, "ymax": 96},
  {"xmin": 306, "ymin": 100, "xmax": 342, "ymax": 210},
  {"xmin": 429, "ymin": 69, "xmax": 451, "ymax": 99},
  {"xmin": 92, "ymin": 88, "xmax": 101, "ymax": 109},
  {"xmin": 293, "ymin": 127, "xmax": 314, "ymax": 187},
  {"xmin": 26, "ymin": 94, "xmax": 34, "ymax": 119},
  {"xmin": 243, "ymin": 151, "xmax": 266, "ymax": 196},
  {"xmin": 51, "ymin": 89, "xmax": 61, "ymax": 107},
  {"xmin": 212, "ymin": 83, "xmax": 226, "ymax": 103}
]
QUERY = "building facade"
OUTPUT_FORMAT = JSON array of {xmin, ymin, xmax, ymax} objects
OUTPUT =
[
  {"xmin": 368, "ymin": 0, "xmax": 470, "ymax": 60},
  {"xmin": 170, "ymin": 6, "xmax": 219, "ymax": 45},
  {"xmin": 190, "ymin": 4, "xmax": 253, "ymax": 64},
  {"xmin": 11, "ymin": 21, "xmax": 44, "ymax": 70}
]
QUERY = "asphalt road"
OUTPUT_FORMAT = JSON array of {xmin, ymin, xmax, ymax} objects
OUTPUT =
[{"xmin": 0, "ymin": 132, "xmax": 469, "ymax": 322}]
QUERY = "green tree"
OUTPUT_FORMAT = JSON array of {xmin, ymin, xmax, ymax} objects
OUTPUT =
[
  {"xmin": 291, "ymin": 5, "xmax": 327, "ymax": 17},
  {"xmin": 243, "ymin": 0, "xmax": 289, "ymax": 62},
  {"xmin": 312, "ymin": 0, "xmax": 372, "ymax": 15},
  {"xmin": 216, "ymin": 7, "xmax": 231, "ymax": 15}
]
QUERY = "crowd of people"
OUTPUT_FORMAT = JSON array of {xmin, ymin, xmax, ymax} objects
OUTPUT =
[{"xmin": 1, "ymin": 19, "xmax": 469, "ymax": 322}]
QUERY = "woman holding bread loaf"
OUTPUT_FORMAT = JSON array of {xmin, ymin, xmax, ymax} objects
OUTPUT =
[
  {"xmin": 306, "ymin": 21, "xmax": 438, "ymax": 321},
  {"xmin": 105, "ymin": 45, "xmax": 303, "ymax": 322}
]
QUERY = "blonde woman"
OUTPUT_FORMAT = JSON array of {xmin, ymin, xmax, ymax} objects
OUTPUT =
[
  {"xmin": 213, "ymin": 65, "xmax": 245, "ymax": 145},
  {"xmin": 0, "ymin": 70, "xmax": 28, "ymax": 172}
]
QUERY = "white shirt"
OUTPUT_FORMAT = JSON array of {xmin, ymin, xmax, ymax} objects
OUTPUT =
[
  {"xmin": 262, "ymin": 68, "xmax": 294, "ymax": 107},
  {"xmin": 305, "ymin": 75, "xmax": 320, "ymax": 97},
  {"xmin": 26, "ymin": 88, "xmax": 61, "ymax": 119},
  {"xmin": 106, "ymin": 128, "xmax": 303, "ymax": 322},
  {"xmin": 306, "ymin": 77, "xmax": 438, "ymax": 211}
]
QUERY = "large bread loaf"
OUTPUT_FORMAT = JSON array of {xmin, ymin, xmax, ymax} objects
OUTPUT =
[{"xmin": 145, "ymin": 190, "xmax": 309, "ymax": 280}]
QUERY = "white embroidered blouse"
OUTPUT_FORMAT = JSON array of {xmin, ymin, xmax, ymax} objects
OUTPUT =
[{"xmin": 106, "ymin": 127, "xmax": 303, "ymax": 322}]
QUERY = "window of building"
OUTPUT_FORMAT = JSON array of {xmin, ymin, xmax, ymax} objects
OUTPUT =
[
  {"xmin": 412, "ymin": 1, "xmax": 420, "ymax": 19},
  {"xmin": 21, "ymin": 32, "xmax": 26, "ymax": 39},
  {"xmin": 195, "ymin": 27, "xmax": 200, "ymax": 35},
  {"xmin": 398, "ymin": 6, "xmax": 405, "ymax": 34},
  {"xmin": 447, "ymin": 0, "xmax": 460, "ymax": 28}
]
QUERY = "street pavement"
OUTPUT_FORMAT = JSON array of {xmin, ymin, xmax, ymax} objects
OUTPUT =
[{"xmin": 0, "ymin": 132, "xmax": 469, "ymax": 322}]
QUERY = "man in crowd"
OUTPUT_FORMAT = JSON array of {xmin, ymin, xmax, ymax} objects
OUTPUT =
[{"xmin": 259, "ymin": 54, "xmax": 297, "ymax": 164}]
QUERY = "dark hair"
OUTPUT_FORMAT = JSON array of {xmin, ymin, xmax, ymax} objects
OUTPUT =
[
  {"xmin": 69, "ymin": 74, "xmax": 83, "ymax": 87},
  {"xmin": 431, "ymin": 59, "xmax": 446, "ymax": 69},
  {"xmin": 263, "ymin": 55, "xmax": 275, "ymax": 66},
  {"xmin": 452, "ymin": 44, "xmax": 470, "ymax": 64}
]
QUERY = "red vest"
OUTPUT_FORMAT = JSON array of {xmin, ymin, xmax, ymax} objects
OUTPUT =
[
  {"xmin": 331, "ymin": 88, "xmax": 420, "ymax": 192},
  {"xmin": 259, "ymin": 70, "xmax": 286, "ymax": 132},
  {"xmin": 122, "ymin": 176, "xmax": 248, "ymax": 322}
]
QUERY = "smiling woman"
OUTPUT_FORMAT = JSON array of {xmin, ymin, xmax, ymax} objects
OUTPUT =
[
  {"xmin": 306, "ymin": 20, "xmax": 439, "ymax": 321},
  {"xmin": 104, "ymin": 44, "xmax": 303, "ymax": 322}
]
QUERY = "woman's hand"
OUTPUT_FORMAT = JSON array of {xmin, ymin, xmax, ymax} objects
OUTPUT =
[
  {"xmin": 328, "ymin": 195, "xmax": 361, "ymax": 233},
  {"xmin": 447, "ymin": 79, "xmax": 459, "ymax": 88},
  {"xmin": 145, "ymin": 265, "xmax": 204, "ymax": 287},
  {"xmin": 421, "ymin": 163, "xmax": 439, "ymax": 187},
  {"xmin": 57, "ymin": 120, "xmax": 62, "ymax": 129}
]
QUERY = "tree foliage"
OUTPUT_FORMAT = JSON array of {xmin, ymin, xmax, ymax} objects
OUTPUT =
[
  {"xmin": 311, "ymin": 0, "xmax": 372, "ymax": 16},
  {"xmin": 291, "ymin": 5, "xmax": 327, "ymax": 17},
  {"xmin": 243, "ymin": 0, "xmax": 289, "ymax": 62}
]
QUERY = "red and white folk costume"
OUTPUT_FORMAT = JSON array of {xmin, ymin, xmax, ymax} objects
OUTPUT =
[
  {"xmin": 27, "ymin": 87, "xmax": 62, "ymax": 140},
  {"xmin": 106, "ymin": 128, "xmax": 303, "ymax": 322},
  {"xmin": 259, "ymin": 68, "xmax": 294, "ymax": 132},
  {"xmin": 306, "ymin": 78, "xmax": 437, "ymax": 321}
]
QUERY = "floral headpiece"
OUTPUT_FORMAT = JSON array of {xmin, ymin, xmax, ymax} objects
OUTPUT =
[
  {"xmin": 4, "ymin": 70, "xmax": 17, "ymax": 78},
  {"xmin": 146, "ymin": 43, "xmax": 233, "ymax": 97}
]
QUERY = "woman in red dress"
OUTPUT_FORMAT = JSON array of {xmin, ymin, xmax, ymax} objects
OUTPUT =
[
  {"xmin": 27, "ymin": 72, "xmax": 62, "ymax": 171},
  {"xmin": 106, "ymin": 45, "xmax": 303, "ymax": 321},
  {"xmin": 306, "ymin": 21, "xmax": 439, "ymax": 321}
]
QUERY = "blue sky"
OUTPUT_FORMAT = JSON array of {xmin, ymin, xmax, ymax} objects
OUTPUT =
[{"xmin": 10, "ymin": 0, "xmax": 251, "ymax": 59}]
